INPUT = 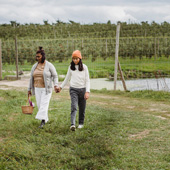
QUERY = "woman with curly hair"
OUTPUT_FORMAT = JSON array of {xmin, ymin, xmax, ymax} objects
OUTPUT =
[{"xmin": 28, "ymin": 47, "xmax": 59, "ymax": 128}]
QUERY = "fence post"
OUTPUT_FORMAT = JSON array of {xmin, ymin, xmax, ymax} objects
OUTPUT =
[
  {"xmin": 114, "ymin": 22, "xmax": 120, "ymax": 90},
  {"xmin": 15, "ymin": 36, "xmax": 19, "ymax": 80},
  {"xmin": 0, "ymin": 39, "xmax": 2, "ymax": 80}
]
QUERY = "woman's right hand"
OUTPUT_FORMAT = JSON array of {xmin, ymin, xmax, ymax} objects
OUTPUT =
[{"xmin": 28, "ymin": 91, "xmax": 32, "ymax": 96}]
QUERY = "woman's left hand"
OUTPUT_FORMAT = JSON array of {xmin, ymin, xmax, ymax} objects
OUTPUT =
[{"xmin": 84, "ymin": 92, "xmax": 90, "ymax": 100}]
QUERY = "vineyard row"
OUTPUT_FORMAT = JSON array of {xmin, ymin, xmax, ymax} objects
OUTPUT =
[{"xmin": 1, "ymin": 37, "xmax": 170, "ymax": 64}]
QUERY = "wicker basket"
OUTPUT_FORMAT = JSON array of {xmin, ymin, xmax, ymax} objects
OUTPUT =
[
  {"xmin": 22, "ymin": 105, "xmax": 33, "ymax": 114},
  {"xmin": 22, "ymin": 96, "xmax": 34, "ymax": 115}
]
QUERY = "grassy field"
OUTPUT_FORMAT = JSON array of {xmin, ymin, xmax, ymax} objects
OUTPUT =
[
  {"xmin": 1, "ymin": 88, "xmax": 170, "ymax": 169},
  {"xmin": 2, "ymin": 56, "xmax": 170, "ymax": 80}
]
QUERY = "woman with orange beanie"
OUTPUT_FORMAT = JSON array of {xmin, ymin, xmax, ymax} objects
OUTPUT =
[{"xmin": 56, "ymin": 50, "xmax": 90, "ymax": 131}]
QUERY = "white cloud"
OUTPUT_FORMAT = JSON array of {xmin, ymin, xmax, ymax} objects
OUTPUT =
[
  {"xmin": 163, "ymin": 15, "xmax": 170, "ymax": 22},
  {"xmin": 124, "ymin": 4, "xmax": 170, "ymax": 23},
  {"xmin": 0, "ymin": 0, "xmax": 170, "ymax": 24},
  {"xmin": 104, "ymin": 6, "xmax": 137, "ymax": 22}
]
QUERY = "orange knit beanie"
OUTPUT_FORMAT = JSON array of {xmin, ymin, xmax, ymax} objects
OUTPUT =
[{"xmin": 72, "ymin": 50, "xmax": 82, "ymax": 59}]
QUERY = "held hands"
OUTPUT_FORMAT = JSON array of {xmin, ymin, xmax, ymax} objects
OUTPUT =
[
  {"xmin": 54, "ymin": 86, "xmax": 62, "ymax": 93},
  {"xmin": 54, "ymin": 87, "xmax": 89, "ymax": 100},
  {"xmin": 84, "ymin": 92, "xmax": 90, "ymax": 100},
  {"xmin": 28, "ymin": 91, "xmax": 32, "ymax": 96}
]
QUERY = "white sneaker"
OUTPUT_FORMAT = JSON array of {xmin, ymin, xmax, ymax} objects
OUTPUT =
[
  {"xmin": 78, "ymin": 125, "xmax": 84, "ymax": 129},
  {"xmin": 70, "ymin": 125, "xmax": 76, "ymax": 131}
]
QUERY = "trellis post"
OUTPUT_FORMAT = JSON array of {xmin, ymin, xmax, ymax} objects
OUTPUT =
[
  {"xmin": 114, "ymin": 22, "xmax": 120, "ymax": 90},
  {"xmin": 114, "ymin": 22, "xmax": 127, "ymax": 91}
]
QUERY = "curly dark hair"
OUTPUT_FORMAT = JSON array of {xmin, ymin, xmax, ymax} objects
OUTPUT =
[
  {"xmin": 36, "ymin": 46, "xmax": 45, "ymax": 63},
  {"xmin": 70, "ymin": 59, "xmax": 83, "ymax": 71}
]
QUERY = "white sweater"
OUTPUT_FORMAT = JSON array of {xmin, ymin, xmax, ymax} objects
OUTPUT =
[{"xmin": 60, "ymin": 64, "xmax": 90, "ymax": 92}]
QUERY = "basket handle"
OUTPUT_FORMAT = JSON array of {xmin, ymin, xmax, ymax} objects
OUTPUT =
[
  {"xmin": 26, "ymin": 95, "xmax": 31, "ymax": 106},
  {"xmin": 28, "ymin": 95, "xmax": 34, "ymax": 107}
]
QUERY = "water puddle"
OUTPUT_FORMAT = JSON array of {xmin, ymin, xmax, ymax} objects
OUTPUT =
[{"xmin": 90, "ymin": 78, "xmax": 170, "ymax": 91}]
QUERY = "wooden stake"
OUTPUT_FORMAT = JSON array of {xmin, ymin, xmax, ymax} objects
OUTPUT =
[
  {"xmin": 114, "ymin": 22, "xmax": 120, "ymax": 90},
  {"xmin": 118, "ymin": 61, "xmax": 127, "ymax": 91}
]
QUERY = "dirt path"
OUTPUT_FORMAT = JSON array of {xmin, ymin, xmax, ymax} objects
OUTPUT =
[
  {"xmin": 0, "ymin": 78, "xmax": 29, "ymax": 90},
  {"xmin": 1, "ymin": 78, "xmax": 170, "ymax": 142},
  {"xmin": 0, "ymin": 78, "xmax": 66, "ymax": 90},
  {"xmin": 1, "ymin": 78, "xmax": 170, "ymax": 121}
]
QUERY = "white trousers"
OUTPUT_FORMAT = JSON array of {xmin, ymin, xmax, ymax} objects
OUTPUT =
[{"xmin": 35, "ymin": 87, "xmax": 52, "ymax": 123}]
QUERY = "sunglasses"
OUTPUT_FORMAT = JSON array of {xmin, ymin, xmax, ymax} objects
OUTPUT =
[{"xmin": 36, "ymin": 56, "xmax": 41, "ymax": 58}]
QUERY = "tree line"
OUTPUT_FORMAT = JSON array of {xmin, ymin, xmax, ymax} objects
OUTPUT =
[{"xmin": 0, "ymin": 21, "xmax": 170, "ymax": 40}]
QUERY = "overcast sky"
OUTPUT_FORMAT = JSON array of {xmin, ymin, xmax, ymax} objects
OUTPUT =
[{"xmin": 0, "ymin": 0, "xmax": 170, "ymax": 24}]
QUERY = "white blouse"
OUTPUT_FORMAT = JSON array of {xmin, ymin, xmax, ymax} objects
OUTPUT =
[{"xmin": 60, "ymin": 64, "xmax": 90, "ymax": 92}]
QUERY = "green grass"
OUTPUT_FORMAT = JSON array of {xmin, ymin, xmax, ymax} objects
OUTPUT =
[
  {"xmin": 91, "ymin": 89, "xmax": 170, "ymax": 102},
  {"xmin": 2, "ymin": 56, "xmax": 170, "ymax": 79},
  {"xmin": 1, "ymin": 89, "xmax": 170, "ymax": 169}
]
